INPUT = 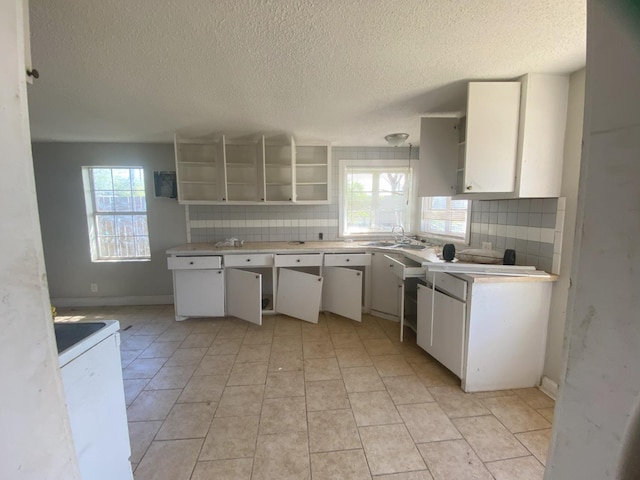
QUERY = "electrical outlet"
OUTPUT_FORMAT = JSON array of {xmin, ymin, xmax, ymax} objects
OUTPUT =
[
  {"xmin": 482, "ymin": 242, "xmax": 492, "ymax": 250},
  {"xmin": 90, "ymin": 283, "xmax": 98, "ymax": 293}
]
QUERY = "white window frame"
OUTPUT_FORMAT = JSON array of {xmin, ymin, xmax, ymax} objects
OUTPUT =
[
  {"xmin": 82, "ymin": 166, "xmax": 151, "ymax": 262},
  {"xmin": 339, "ymin": 159, "xmax": 417, "ymax": 238},
  {"xmin": 418, "ymin": 196, "xmax": 472, "ymax": 244}
]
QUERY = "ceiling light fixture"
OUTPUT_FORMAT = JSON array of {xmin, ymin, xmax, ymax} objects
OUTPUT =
[{"xmin": 384, "ymin": 133, "xmax": 409, "ymax": 146}]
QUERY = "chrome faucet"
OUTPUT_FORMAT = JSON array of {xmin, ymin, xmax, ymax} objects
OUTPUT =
[{"xmin": 391, "ymin": 225, "xmax": 406, "ymax": 244}]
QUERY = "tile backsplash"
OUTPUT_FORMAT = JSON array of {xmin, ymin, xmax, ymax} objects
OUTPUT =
[
  {"xmin": 187, "ymin": 146, "xmax": 418, "ymax": 244},
  {"xmin": 469, "ymin": 198, "xmax": 566, "ymax": 273},
  {"xmin": 186, "ymin": 146, "xmax": 564, "ymax": 274}
]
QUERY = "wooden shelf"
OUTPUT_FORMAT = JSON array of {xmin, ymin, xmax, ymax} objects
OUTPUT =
[{"xmin": 180, "ymin": 180, "xmax": 217, "ymax": 185}]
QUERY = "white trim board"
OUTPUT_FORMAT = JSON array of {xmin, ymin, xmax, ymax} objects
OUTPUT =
[{"xmin": 51, "ymin": 295, "xmax": 174, "ymax": 308}]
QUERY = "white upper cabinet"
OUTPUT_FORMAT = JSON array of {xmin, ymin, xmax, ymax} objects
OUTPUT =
[
  {"xmin": 515, "ymin": 74, "xmax": 569, "ymax": 198},
  {"xmin": 175, "ymin": 134, "xmax": 226, "ymax": 204},
  {"xmin": 461, "ymin": 82, "xmax": 521, "ymax": 194},
  {"xmin": 174, "ymin": 134, "xmax": 330, "ymax": 204},
  {"xmin": 417, "ymin": 117, "xmax": 459, "ymax": 197},
  {"xmin": 418, "ymin": 74, "xmax": 569, "ymax": 199}
]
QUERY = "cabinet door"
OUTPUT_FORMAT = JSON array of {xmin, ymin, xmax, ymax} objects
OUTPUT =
[
  {"xmin": 276, "ymin": 268, "xmax": 323, "ymax": 323},
  {"xmin": 416, "ymin": 283, "xmax": 434, "ymax": 355},
  {"xmin": 322, "ymin": 266, "xmax": 363, "ymax": 322},
  {"xmin": 174, "ymin": 269, "xmax": 225, "ymax": 318},
  {"xmin": 369, "ymin": 252, "xmax": 400, "ymax": 317},
  {"xmin": 464, "ymin": 82, "xmax": 521, "ymax": 193},
  {"xmin": 417, "ymin": 118, "xmax": 459, "ymax": 197},
  {"xmin": 432, "ymin": 289, "xmax": 466, "ymax": 378},
  {"xmin": 226, "ymin": 268, "xmax": 262, "ymax": 326}
]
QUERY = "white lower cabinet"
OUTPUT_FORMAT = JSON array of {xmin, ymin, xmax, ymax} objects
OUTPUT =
[
  {"xmin": 416, "ymin": 279, "xmax": 472, "ymax": 385},
  {"xmin": 369, "ymin": 252, "xmax": 400, "ymax": 318},
  {"xmin": 226, "ymin": 269, "xmax": 263, "ymax": 326},
  {"xmin": 169, "ymin": 256, "xmax": 225, "ymax": 320},
  {"xmin": 322, "ymin": 253, "xmax": 371, "ymax": 322},
  {"xmin": 385, "ymin": 254, "xmax": 426, "ymax": 342},
  {"xmin": 417, "ymin": 272, "xmax": 552, "ymax": 392},
  {"xmin": 276, "ymin": 268, "xmax": 324, "ymax": 323}
]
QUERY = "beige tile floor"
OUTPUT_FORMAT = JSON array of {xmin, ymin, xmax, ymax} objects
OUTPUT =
[{"xmin": 57, "ymin": 305, "xmax": 555, "ymax": 480}]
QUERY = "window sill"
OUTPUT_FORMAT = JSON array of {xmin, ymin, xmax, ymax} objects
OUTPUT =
[{"xmin": 91, "ymin": 258, "xmax": 151, "ymax": 263}]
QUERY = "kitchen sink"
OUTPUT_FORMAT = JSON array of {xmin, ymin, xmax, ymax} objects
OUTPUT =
[{"xmin": 365, "ymin": 241, "xmax": 426, "ymax": 250}]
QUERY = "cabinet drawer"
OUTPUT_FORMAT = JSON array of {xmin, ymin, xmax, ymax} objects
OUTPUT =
[
  {"xmin": 275, "ymin": 254, "xmax": 322, "ymax": 267},
  {"xmin": 323, "ymin": 253, "xmax": 371, "ymax": 267},
  {"xmin": 431, "ymin": 272, "xmax": 467, "ymax": 301},
  {"xmin": 385, "ymin": 254, "xmax": 425, "ymax": 280},
  {"xmin": 167, "ymin": 256, "xmax": 222, "ymax": 270},
  {"xmin": 224, "ymin": 254, "xmax": 274, "ymax": 267}
]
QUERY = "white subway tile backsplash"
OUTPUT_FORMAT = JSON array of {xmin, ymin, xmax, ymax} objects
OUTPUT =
[
  {"xmin": 488, "ymin": 224, "xmax": 497, "ymax": 236},
  {"xmin": 540, "ymin": 228, "xmax": 555, "ymax": 244},
  {"xmin": 496, "ymin": 225, "xmax": 506, "ymax": 237},
  {"xmin": 516, "ymin": 226, "xmax": 528, "ymax": 240},
  {"xmin": 527, "ymin": 227, "xmax": 541, "ymax": 242},
  {"xmin": 506, "ymin": 225, "xmax": 517, "ymax": 238}
]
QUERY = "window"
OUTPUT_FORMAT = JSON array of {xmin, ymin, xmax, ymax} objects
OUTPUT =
[
  {"xmin": 82, "ymin": 167, "xmax": 150, "ymax": 261},
  {"xmin": 419, "ymin": 196, "xmax": 470, "ymax": 242},
  {"xmin": 340, "ymin": 160, "xmax": 414, "ymax": 237}
]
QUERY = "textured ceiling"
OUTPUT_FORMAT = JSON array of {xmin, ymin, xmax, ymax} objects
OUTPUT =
[{"xmin": 27, "ymin": 0, "xmax": 586, "ymax": 145}]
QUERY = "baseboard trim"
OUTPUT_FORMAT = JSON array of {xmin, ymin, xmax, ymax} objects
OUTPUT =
[
  {"xmin": 368, "ymin": 310, "xmax": 399, "ymax": 322},
  {"xmin": 540, "ymin": 375, "xmax": 559, "ymax": 400},
  {"xmin": 51, "ymin": 295, "xmax": 174, "ymax": 308}
]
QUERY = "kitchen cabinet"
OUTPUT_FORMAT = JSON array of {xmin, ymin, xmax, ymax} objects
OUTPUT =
[
  {"xmin": 295, "ymin": 144, "xmax": 331, "ymax": 203},
  {"xmin": 224, "ymin": 253, "xmax": 276, "ymax": 326},
  {"xmin": 274, "ymin": 254, "xmax": 324, "ymax": 323},
  {"xmin": 417, "ymin": 283, "xmax": 465, "ymax": 378},
  {"xmin": 369, "ymin": 251, "xmax": 401, "ymax": 319},
  {"xmin": 417, "ymin": 271, "xmax": 553, "ymax": 392},
  {"xmin": 459, "ymin": 82, "xmax": 521, "ymax": 194},
  {"xmin": 174, "ymin": 134, "xmax": 331, "ymax": 204},
  {"xmin": 385, "ymin": 254, "xmax": 426, "ymax": 341},
  {"xmin": 322, "ymin": 253, "xmax": 371, "ymax": 322},
  {"xmin": 174, "ymin": 134, "xmax": 226, "ymax": 203},
  {"xmin": 168, "ymin": 255, "xmax": 225, "ymax": 320},
  {"xmin": 418, "ymin": 74, "xmax": 569, "ymax": 199}
]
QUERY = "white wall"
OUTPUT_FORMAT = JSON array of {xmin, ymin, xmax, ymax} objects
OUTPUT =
[
  {"xmin": 546, "ymin": 1, "xmax": 640, "ymax": 478},
  {"xmin": 542, "ymin": 68, "xmax": 586, "ymax": 387},
  {"xmin": 0, "ymin": 2, "xmax": 80, "ymax": 479},
  {"xmin": 32, "ymin": 142, "xmax": 187, "ymax": 306}
]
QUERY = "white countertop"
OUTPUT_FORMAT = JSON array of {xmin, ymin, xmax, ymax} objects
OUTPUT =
[{"xmin": 166, "ymin": 241, "xmax": 557, "ymax": 283}]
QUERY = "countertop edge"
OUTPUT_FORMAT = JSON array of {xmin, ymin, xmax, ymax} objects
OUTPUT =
[{"xmin": 58, "ymin": 320, "xmax": 121, "ymax": 367}]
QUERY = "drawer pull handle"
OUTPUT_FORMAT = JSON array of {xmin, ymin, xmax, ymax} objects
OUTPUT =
[
  {"xmin": 296, "ymin": 259, "xmax": 301, "ymax": 263},
  {"xmin": 255, "ymin": 275, "xmax": 259, "ymax": 279},
  {"xmin": 189, "ymin": 261, "xmax": 194, "ymax": 265},
  {"xmin": 318, "ymin": 278, "xmax": 322, "ymax": 282},
  {"xmin": 346, "ymin": 259, "xmax": 350, "ymax": 262},
  {"xmin": 356, "ymin": 272, "xmax": 360, "ymax": 276},
  {"xmin": 389, "ymin": 264, "xmax": 393, "ymax": 268},
  {"xmin": 217, "ymin": 271, "xmax": 221, "ymax": 274},
  {"xmin": 246, "ymin": 259, "xmax": 251, "ymax": 262}
]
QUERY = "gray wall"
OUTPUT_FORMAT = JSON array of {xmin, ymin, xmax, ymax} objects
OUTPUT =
[
  {"xmin": 547, "ymin": 1, "xmax": 640, "ymax": 478},
  {"xmin": 32, "ymin": 143, "xmax": 187, "ymax": 305}
]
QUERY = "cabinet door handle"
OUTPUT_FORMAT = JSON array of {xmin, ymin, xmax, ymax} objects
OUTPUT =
[
  {"xmin": 356, "ymin": 272, "xmax": 360, "ymax": 276},
  {"xmin": 189, "ymin": 261, "xmax": 194, "ymax": 265},
  {"xmin": 346, "ymin": 258, "xmax": 350, "ymax": 262},
  {"xmin": 246, "ymin": 258, "xmax": 251, "ymax": 262},
  {"xmin": 217, "ymin": 271, "xmax": 221, "ymax": 274},
  {"xmin": 466, "ymin": 185, "xmax": 472, "ymax": 191},
  {"xmin": 296, "ymin": 259, "xmax": 301, "ymax": 263},
  {"xmin": 317, "ymin": 278, "xmax": 322, "ymax": 282},
  {"xmin": 389, "ymin": 264, "xmax": 393, "ymax": 268}
]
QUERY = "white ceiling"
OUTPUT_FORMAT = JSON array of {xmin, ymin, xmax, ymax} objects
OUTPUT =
[{"xmin": 28, "ymin": 0, "xmax": 586, "ymax": 146}]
